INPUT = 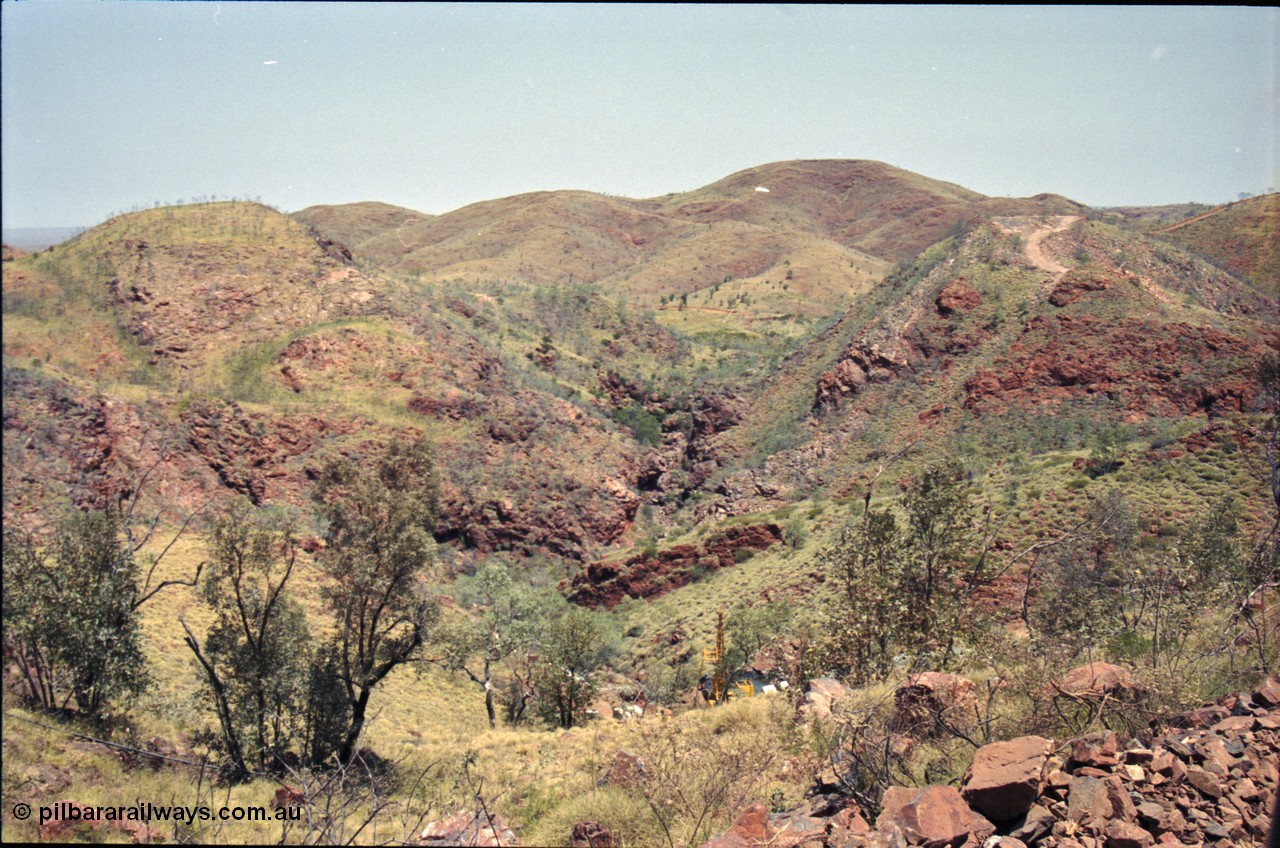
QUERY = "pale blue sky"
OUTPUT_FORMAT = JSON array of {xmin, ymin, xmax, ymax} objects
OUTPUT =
[{"xmin": 2, "ymin": 3, "xmax": 1276, "ymax": 228}]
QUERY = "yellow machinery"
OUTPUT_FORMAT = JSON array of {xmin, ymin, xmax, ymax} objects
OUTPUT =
[{"xmin": 700, "ymin": 609, "xmax": 756, "ymax": 702}]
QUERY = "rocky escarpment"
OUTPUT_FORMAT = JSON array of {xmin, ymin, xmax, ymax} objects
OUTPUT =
[
  {"xmin": 963, "ymin": 317, "xmax": 1276, "ymax": 419},
  {"xmin": 813, "ymin": 276, "xmax": 991, "ymax": 413},
  {"xmin": 2, "ymin": 368, "xmax": 641, "ymax": 561},
  {"xmin": 636, "ymin": 391, "xmax": 747, "ymax": 497},
  {"xmin": 567, "ymin": 523, "xmax": 783, "ymax": 609},
  {"xmin": 1, "ymin": 373, "xmax": 211, "ymax": 518},
  {"xmin": 703, "ymin": 676, "xmax": 1280, "ymax": 848},
  {"xmin": 105, "ymin": 240, "xmax": 385, "ymax": 372},
  {"xmin": 180, "ymin": 398, "xmax": 363, "ymax": 506}
]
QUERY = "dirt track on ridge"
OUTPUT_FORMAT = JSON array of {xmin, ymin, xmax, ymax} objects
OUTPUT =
[
  {"xmin": 1023, "ymin": 216, "xmax": 1079, "ymax": 276},
  {"xmin": 994, "ymin": 215, "xmax": 1080, "ymax": 278}
]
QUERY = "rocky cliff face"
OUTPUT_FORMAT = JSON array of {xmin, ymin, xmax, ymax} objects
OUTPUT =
[{"xmin": 962, "ymin": 315, "xmax": 1274, "ymax": 418}]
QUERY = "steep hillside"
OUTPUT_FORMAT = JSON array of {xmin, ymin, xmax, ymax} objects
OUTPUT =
[
  {"xmin": 6, "ymin": 169, "xmax": 1276, "ymax": 583},
  {"xmin": 1092, "ymin": 202, "xmax": 1210, "ymax": 229},
  {"xmin": 302, "ymin": 190, "xmax": 676, "ymax": 286},
  {"xmin": 299, "ymin": 159, "xmax": 1087, "ymax": 276},
  {"xmin": 610, "ymin": 214, "xmax": 1279, "ymax": 564},
  {"xmin": 755, "ymin": 216, "xmax": 1270, "ymax": 464},
  {"xmin": 655, "ymin": 159, "xmax": 1085, "ymax": 260},
  {"xmin": 1151, "ymin": 193, "xmax": 1279, "ymax": 296},
  {"xmin": 292, "ymin": 200, "xmax": 436, "ymax": 252},
  {"xmin": 1, "ymin": 202, "xmax": 672, "ymax": 560},
  {"xmin": 40, "ymin": 202, "xmax": 395, "ymax": 376}
]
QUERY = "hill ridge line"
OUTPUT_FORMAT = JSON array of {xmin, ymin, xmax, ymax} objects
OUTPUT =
[{"xmin": 1153, "ymin": 202, "xmax": 1234, "ymax": 235}]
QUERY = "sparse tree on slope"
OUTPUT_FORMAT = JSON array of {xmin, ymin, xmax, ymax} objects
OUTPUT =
[
  {"xmin": 821, "ymin": 507, "xmax": 907, "ymax": 684},
  {"xmin": 535, "ymin": 606, "xmax": 609, "ymax": 729},
  {"xmin": 313, "ymin": 436, "xmax": 441, "ymax": 767},
  {"xmin": 3, "ymin": 508, "xmax": 148, "ymax": 715},
  {"xmin": 823, "ymin": 458, "xmax": 981, "ymax": 677},
  {"xmin": 901, "ymin": 459, "xmax": 974, "ymax": 652},
  {"xmin": 431, "ymin": 559, "xmax": 556, "ymax": 729},
  {"xmin": 181, "ymin": 500, "xmax": 310, "ymax": 779}
]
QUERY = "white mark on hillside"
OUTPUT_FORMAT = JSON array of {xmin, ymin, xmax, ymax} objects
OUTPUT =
[{"xmin": 755, "ymin": 186, "xmax": 770, "ymax": 193}]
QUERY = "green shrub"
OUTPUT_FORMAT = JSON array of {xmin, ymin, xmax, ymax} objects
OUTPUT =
[
  {"xmin": 783, "ymin": 518, "xmax": 809, "ymax": 550},
  {"xmin": 3, "ymin": 509, "xmax": 149, "ymax": 716},
  {"xmin": 612, "ymin": 402, "xmax": 662, "ymax": 447}
]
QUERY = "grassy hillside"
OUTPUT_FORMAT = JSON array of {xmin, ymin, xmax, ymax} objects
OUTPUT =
[
  {"xmin": 4, "ymin": 162, "xmax": 1278, "ymax": 847},
  {"xmin": 1152, "ymin": 193, "xmax": 1280, "ymax": 296},
  {"xmin": 293, "ymin": 200, "xmax": 436, "ymax": 250},
  {"xmin": 294, "ymin": 160, "xmax": 1092, "ymax": 377},
  {"xmin": 1, "ymin": 203, "xmax": 666, "ymax": 561},
  {"xmin": 653, "ymin": 214, "xmax": 1279, "ymax": 553}
]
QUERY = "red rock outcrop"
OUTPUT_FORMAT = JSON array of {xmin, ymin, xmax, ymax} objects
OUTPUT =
[
  {"xmin": 876, "ymin": 785, "xmax": 995, "ymax": 847},
  {"xmin": 798, "ymin": 678, "xmax": 852, "ymax": 721},
  {"xmin": 439, "ymin": 468, "xmax": 639, "ymax": 562},
  {"xmin": 935, "ymin": 279, "xmax": 982, "ymax": 315},
  {"xmin": 567, "ymin": 523, "xmax": 783, "ymax": 609},
  {"xmin": 814, "ymin": 273, "xmax": 995, "ymax": 413},
  {"xmin": 181, "ymin": 398, "xmax": 355, "ymax": 506},
  {"xmin": 703, "ymin": 797, "xmax": 873, "ymax": 848},
  {"xmin": 963, "ymin": 316, "xmax": 1275, "ymax": 418},
  {"xmin": 567, "ymin": 821, "xmax": 616, "ymax": 848},
  {"xmin": 101, "ymin": 229, "xmax": 385, "ymax": 373},
  {"xmin": 814, "ymin": 343, "xmax": 906, "ymax": 408},
  {"xmin": 1046, "ymin": 270, "xmax": 1121, "ymax": 306},
  {"xmin": 701, "ymin": 803, "xmax": 778, "ymax": 848},
  {"xmin": 1067, "ymin": 731, "xmax": 1120, "ymax": 770},
  {"xmin": 0, "ymin": 373, "xmax": 224, "ymax": 519},
  {"xmin": 418, "ymin": 810, "xmax": 519, "ymax": 847}
]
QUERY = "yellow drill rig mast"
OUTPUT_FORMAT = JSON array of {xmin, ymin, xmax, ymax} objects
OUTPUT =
[{"xmin": 699, "ymin": 608, "xmax": 729, "ymax": 703}]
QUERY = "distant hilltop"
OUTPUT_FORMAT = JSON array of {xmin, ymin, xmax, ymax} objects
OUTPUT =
[{"xmin": 2, "ymin": 226, "xmax": 86, "ymax": 252}]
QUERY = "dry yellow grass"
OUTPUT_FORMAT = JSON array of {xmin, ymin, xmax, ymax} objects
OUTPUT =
[{"xmin": 1, "ymin": 517, "xmax": 829, "ymax": 844}]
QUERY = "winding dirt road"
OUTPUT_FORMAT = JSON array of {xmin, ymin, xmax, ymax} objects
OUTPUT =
[
  {"xmin": 1024, "ymin": 216, "xmax": 1079, "ymax": 276},
  {"xmin": 993, "ymin": 215, "xmax": 1080, "ymax": 278}
]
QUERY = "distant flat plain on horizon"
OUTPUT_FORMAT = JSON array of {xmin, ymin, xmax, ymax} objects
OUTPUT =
[{"xmin": 1, "ymin": 3, "xmax": 1275, "ymax": 230}]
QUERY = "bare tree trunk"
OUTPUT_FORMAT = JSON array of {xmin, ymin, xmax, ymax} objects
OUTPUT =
[
  {"xmin": 483, "ymin": 658, "xmax": 496, "ymax": 730},
  {"xmin": 338, "ymin": 688, "xmax": 372, "ymax": 768},
  {"xmin": 182, "ymin": 618, "xmax": 248, "ymax": 780}
]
